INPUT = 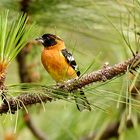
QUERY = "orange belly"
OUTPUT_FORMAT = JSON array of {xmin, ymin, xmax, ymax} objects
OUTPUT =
[{"xmin": 41, "ymin": 48, "xmax": 77, "ymax": 82}]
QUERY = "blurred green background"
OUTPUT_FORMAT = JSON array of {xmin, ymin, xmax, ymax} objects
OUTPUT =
[{"xmin": 1, "ymin": 0, "xmax": 140, "ymax": 140}]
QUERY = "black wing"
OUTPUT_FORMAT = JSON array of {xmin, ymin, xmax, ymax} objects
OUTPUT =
[{"xmin": 61, "ymin": 49, "xmax": 80, "ymax": 76}]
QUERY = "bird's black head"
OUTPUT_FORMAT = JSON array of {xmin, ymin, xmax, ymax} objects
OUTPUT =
[{"xmin": 35, "ymin": 34, "xmax": 63, "ymax": 47}]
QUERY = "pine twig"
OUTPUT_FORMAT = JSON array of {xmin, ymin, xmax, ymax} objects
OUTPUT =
[
  {"xmin": 80, "ymin": 119, "xmax": 136, "ymax": 140},
  {"xmin": 61, "ymin": 54, "xmax": 140, "ymax": 91},
  {"xmin": 0, "ymin": 53, "xmax": 140, "ymax": 114},
  {"xmin": 23, "ymin": 113, "xmax": 48, "ymax": 140},
  {"xmin": 0, "ymin": 93, "xmax": 52, "ymax": 114}
]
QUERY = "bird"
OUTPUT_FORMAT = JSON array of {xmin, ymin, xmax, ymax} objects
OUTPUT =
[{"xmin": 35, "ymin": 33, "xmax": 91, "ymax": 111}]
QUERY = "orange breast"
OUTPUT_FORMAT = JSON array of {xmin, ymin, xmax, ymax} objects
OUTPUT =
[{"xmin": 41, "ymin": 48, "xmax": 77, "ymax": 82}]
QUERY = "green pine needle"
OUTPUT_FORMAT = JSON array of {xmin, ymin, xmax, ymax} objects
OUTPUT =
[{"xmin": 0, "ymin": 10, "xmax": 33, "ymax": 68}]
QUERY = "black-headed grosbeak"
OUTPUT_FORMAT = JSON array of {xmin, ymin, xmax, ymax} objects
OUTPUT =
[{"xmin": 36, "ymin": 34, "xmax": 91, "ymax": 111}]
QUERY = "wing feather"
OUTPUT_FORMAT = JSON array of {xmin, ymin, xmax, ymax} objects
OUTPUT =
[{"xmin": 61, "ymin": 49, "xmax": 80, "ymax": 76}]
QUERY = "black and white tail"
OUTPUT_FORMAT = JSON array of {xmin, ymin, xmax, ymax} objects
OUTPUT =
[{"xmin": 74, "ymin": 90, "xmax": 91, "ymax": 111}]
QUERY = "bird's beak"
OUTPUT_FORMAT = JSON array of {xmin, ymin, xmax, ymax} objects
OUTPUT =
[{"xmin": 35, "ymin": 37, "xmax": 44, "ymax": 43}]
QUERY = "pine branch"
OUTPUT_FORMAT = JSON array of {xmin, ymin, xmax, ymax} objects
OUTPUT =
[
  {"xmin": 0, "ymin": 53, "xmax": 140, "ymax": 114},
  {"xmin": 61, "ymin": 54, "xmax": 140, "ymax": 91},
  {"xmin": 0, "ymin": 93, "xmax": 52, "ymax": 114},
  {"xmin": 80, "ymin": 119, "xmax": 136, "ymax": 140},
  {"xmin": 23, "ymin": 113, "xmax": 48, "ymax": 140}
]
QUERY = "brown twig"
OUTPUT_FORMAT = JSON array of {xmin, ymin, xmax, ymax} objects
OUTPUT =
[
  {"xmin": 23, "ymin": 113, "xmax": 48, "ymax": 140},
  {"xmin": 16, "ymin": 42, "xmax": 40, "ymax": 83},
  {"xmin": 20, "ymin": 0, "xmax": 31, "ymax": 13},
  {"xmin": 0, "ymin": 53, "xmax": 140, "ymax": 114},
  {"xmin": 0, "ymin": 93, "xmax": 52, "ymax": 114},
  {"xmin": 81, "ymin": 122, "xmax": 120, "ymax": 140},
  {"xmin": 61, "ymin": 54, "xmax": 140, "ymax": 91},
  {"xmin": 12, "ymin": 1, "xmax": 48, "ymax": 140},
  {"xmin": 16, "ymin": 40, "xmax": 45, "ymax": 140},
  {"xmin": 80, "ymin": 119, "xmax": 136, "ymax": 140},
  {"xmin": 18, "ymin": 0, "xmax": 47, "ymax": 139},
  {"xmin": 0, "ymin": 71, "xmax": 7, "ymax": 104}
]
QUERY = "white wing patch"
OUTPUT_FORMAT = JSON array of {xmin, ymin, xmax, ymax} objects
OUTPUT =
[
  {"xmin": 61, "ymin": 49, "xmax": 80, "ymax": 76},
  {"xmin": 67, "ymin": 55, "xmax": 75, "ymax": 61}
]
